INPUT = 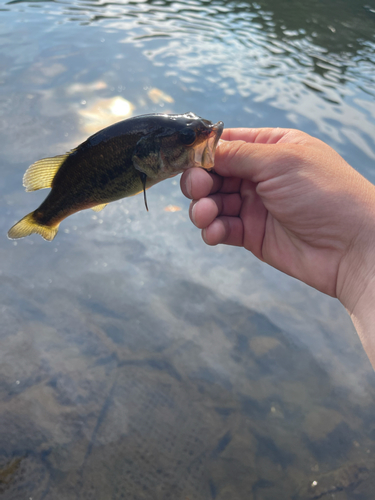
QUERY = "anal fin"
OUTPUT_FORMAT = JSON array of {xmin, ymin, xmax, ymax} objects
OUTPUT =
[{"xmin": 91, "ymin": 203, "xmax": 108, "ymax": 212}]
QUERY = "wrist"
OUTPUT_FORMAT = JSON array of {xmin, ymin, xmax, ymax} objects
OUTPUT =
[
  {"xmin": 336, "ymin": 186, "xmax": 375, "ymax": 368},
  {"xmin": 343, "ymin": 272, "xmax": 375, "ymax": 370},
  {"xmin": 337, "ymin": 237, "xmax": 375, "ymax": 315},
  {"xmin": 336, "ymin": 173, "xmax": 375, "ymax": 310}
]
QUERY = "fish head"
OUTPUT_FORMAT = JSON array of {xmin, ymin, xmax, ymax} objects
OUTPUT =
[
  {"xmin": 185, "ymin": 114, "xmax": 224, "ymax": 171},
  {"xmin": 132, "ymin": 112, "xmax": 224, "ymax": 181}
]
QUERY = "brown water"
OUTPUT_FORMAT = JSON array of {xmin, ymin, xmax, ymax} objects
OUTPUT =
[{"xmin": 0, "ymin": 0, "xmax": 375, "ymax": 498}]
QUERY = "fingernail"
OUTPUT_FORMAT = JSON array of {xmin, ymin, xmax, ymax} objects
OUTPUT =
[{"xmin": 190, "ymin": 200, "xmax": 197, "ymax": 225}]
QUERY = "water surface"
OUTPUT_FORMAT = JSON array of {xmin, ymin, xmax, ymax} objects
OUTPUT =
[{"xmin": 1, "ymin": 0, "xmax": 375, "ymax": 498}]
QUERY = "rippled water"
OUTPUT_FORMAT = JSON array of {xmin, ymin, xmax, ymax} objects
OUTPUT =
[{"xmin": 1, "ymin": 0, "xmax": 375, "ymax": 499}]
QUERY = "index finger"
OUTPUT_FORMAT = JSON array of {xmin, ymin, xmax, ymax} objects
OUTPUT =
[
  {"xmin": 180, "ymin": 168, "xmax": 241, "ymax": 200},
  {"xmin": 180, "ymin": 168, "xmax": 222, "ymax": 200}
]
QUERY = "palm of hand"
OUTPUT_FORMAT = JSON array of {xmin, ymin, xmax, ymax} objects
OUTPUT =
[{"xmin": 241, "ymin": 174, "xmax": 343, "ymax": 297}]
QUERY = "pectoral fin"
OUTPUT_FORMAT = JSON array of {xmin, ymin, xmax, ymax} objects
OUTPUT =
[{"xmin": 132, "ymin": 134, "xmax": 161, "ymax": 178}]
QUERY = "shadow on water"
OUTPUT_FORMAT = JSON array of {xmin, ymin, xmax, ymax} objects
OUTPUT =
[{"xmin": 253, "ymin": 0, "xmax": 375, "ymax": 53}]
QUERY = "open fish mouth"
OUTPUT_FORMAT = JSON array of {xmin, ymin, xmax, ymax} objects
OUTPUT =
[{"xmin": 194, "ymin": 120, "xmax": 224, "ymax": 170}]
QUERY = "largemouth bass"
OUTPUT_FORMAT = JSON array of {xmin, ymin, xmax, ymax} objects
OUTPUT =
[{"xmin": 8, "ymin": 112, "xmax": 223, "ymax": 241}]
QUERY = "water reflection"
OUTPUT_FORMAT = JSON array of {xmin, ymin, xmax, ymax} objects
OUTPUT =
[
  {"xmin": 2, "ymin": 0, "xmax": 374, "ymax": 162},
  {"xmin": 1, "ymin": 0, "xmax": 375, "ymax": 498}
]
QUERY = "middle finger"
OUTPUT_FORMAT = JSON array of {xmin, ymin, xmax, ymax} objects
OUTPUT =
[{"xmin": 190, "ymin": 193, "xmax": 242, "ymax": 229}]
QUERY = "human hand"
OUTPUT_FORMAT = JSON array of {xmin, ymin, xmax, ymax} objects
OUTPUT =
[{"xmin": 181, "ymin": 128, "xmax": 375, "ymax": 316}]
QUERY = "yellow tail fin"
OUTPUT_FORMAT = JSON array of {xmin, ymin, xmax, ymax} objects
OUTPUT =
[{"xmin": 8, "ymin": 212, "xmax": 59, "ymax": 241}]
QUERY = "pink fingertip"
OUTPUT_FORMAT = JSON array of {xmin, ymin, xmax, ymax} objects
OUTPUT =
[{"xmin": 202, "ymin": 219, "xmax": 224, "ymax": 246}]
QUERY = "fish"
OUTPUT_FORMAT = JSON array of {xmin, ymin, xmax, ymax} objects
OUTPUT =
[{"xmin": 8, "ymin": 112, "xmax": 223, "ymax": 241}]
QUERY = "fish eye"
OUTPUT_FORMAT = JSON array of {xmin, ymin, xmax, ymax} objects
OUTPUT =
[{"xmin": 179, "ymin": 127, "xmax": 196, "ymax": 145}]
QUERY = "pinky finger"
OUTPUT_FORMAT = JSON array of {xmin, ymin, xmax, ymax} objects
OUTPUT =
[{"xmin": 202, "ymin": 216, "xmax": 244, "ymax": 247}]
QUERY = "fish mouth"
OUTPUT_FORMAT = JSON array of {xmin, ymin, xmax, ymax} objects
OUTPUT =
[{"xmin": 194, "ymin": 121, "xmax": 224, "ymax": 170}]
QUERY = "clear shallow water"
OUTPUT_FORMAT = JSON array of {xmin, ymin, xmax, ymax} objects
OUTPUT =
[{"xmin": 0, "ymin": 0, "xmax": 375, "ymax": 498}]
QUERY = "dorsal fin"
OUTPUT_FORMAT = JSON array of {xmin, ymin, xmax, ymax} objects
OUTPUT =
[{"xmin": 23, "ymin": 152, "xmax": 72, "ymax": 192}]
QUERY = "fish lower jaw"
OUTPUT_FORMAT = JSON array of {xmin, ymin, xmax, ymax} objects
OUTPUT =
[
  {"xmin": 193, "ymin": 124, "xmax": 223, "ymax": 170},
  {"xmin": 194, "ymin": 145, "xmax": 215, "ymax": 170}
]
